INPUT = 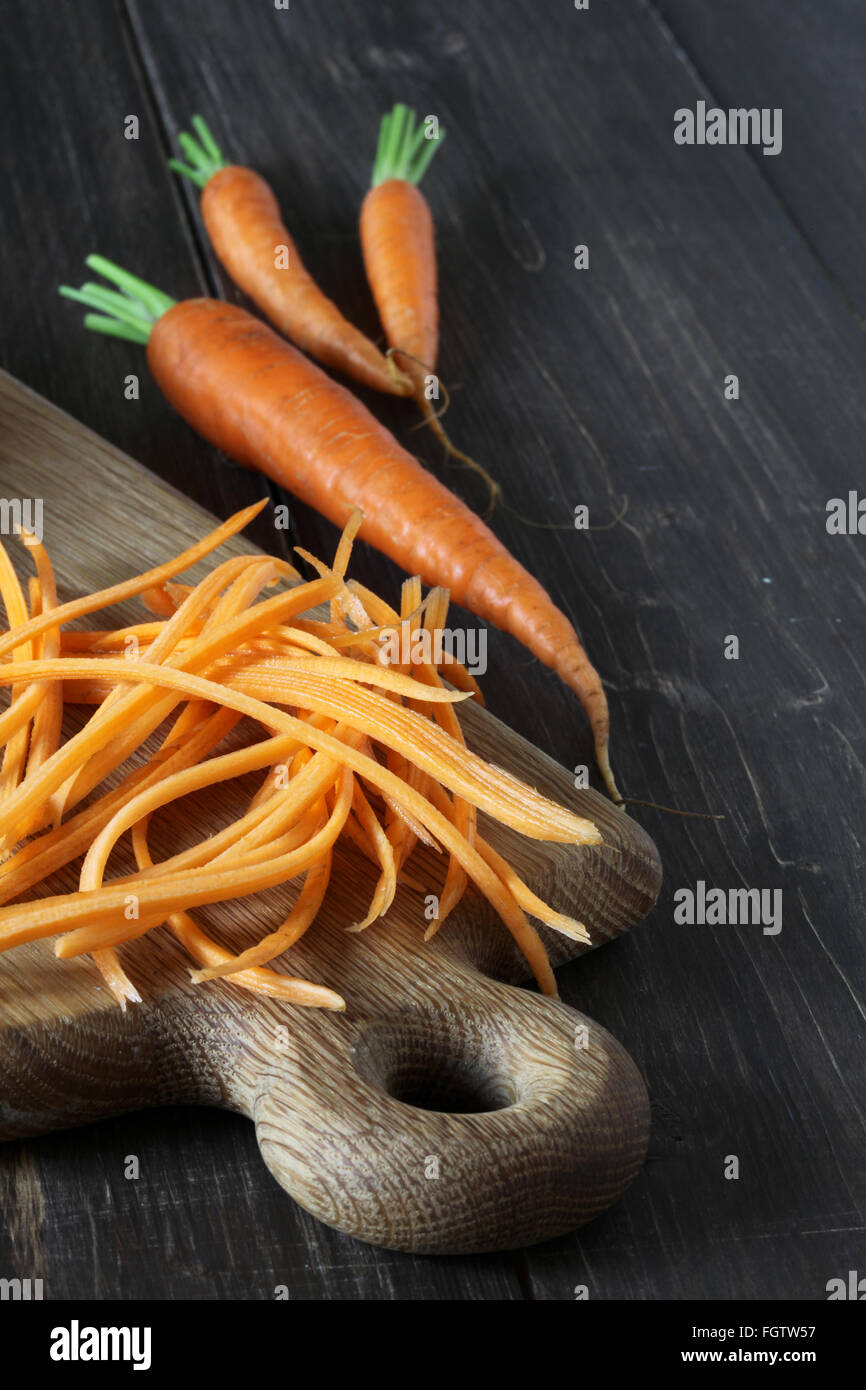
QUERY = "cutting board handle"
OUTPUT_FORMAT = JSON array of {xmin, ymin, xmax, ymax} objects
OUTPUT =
[{"xmin": 252, "ymin": 971, "xmax": 649, "ymax": 1254}]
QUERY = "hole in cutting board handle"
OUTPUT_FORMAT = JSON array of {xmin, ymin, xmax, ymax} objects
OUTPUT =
[
  {"xmin": 386, "ymin": 1059, "xmax": 514, "ymax": 1115},
  {"xmin": 350, "ymin": 1014, "xmax": 523, "ymax": 1116}
]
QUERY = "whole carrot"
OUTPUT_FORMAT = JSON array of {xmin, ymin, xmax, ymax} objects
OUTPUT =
[
  {"xmin": 59, "ymin": 257, "xmax": 620, "ymax": 802},
  {"xmin": 169, "ymin": 115, "xmax": 411, "ymax": 398},
  {"xmin": 360, "ymin": 103, "xmax": 441, "ymax": 396},
  {"xmin": 360, "ymin": 104, "xmax": 502, "ymax": 510}
]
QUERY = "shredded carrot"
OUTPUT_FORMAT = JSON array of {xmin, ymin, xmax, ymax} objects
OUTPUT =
[
  {"xmin": 0, "ymin": 501, "xmax": 269, "ymax": 662},
  {"xmin": 23, "ymin": 539, "xmax": 63, "ymax": 780},
  {"xmin": 0, "ymin": 511, "xmax": 601, "ymax": 1009},
  {"xmin": 0, "ymin": 539, "xmax": 35, "ymax": 805},
  {"xmin": 130, "ymin": 817, "xmax": 345, "ymax": 1009}
]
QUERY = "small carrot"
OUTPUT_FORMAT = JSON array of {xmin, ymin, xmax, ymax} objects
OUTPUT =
[
  {"xmin": 59, "ymin": 257, "xmax": 621, "ymax": 802},
  {"xmin": 169, "ymin": 114, "xmax": 411, "ymax": 398},
  {"xmin": 360, "ymin": 103, "xmax": 442, "ymax": 395},
  {"xmin": 360, "ymin": 103, "xmax": 502, "ymax": 509}
]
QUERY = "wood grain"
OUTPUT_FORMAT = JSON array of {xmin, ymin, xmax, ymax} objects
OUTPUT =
[{"xmin": 0, "ymin": 370, "xmax": 661, "ymax": 1252}]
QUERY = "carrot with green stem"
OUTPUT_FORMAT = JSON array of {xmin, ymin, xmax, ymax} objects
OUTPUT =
[
  {"xmin": 168, "ymin": 114, "xmax": 411, "ymax": 398},
  {"xmin": 361, "ymin": 104, "xmax": 441, "ymax": 393},
  {"xmin": 360, "ymin": 103, "xmax": 502, "ymax": 509},
  {"xmin": 58, "ymin": 256, "xmax": 622, "ymax": 803}
]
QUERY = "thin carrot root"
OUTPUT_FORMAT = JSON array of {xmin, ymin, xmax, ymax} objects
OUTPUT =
[
  {"xmin": 0, "ymin": 507, "xmax": 601, "ymax": 1009},
  {"xmin": 596, "ymin": 741, "xmax": 622, "ymax": 808},
  {"xmin": 390, "ymin": 346, "xmax": 602, "ymax": 530},
  {"xmin": 423, "ymin": 403, "xmax": 503, "ymax": 517},
  {"xmin": 388, "ymin": 348, "xmax": 503, "ymax": 516}
]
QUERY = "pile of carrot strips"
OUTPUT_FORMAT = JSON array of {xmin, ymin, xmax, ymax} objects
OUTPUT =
[{"xmin": 0, "ymin": 502, "xmax": 600, "ymax": 1011}]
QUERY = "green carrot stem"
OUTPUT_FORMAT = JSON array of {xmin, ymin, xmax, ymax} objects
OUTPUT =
[
  {"xmin": 79, "ymin": 283, "xmax": 153, "ymax": 322},
  {"xmin": 58, "ymin": 290, "xmax": 150, "ymax": 342},
  {"xmin": 409, "ymin": 130, "xmax": 441, "ymax": 184},
  {"xmin": 168, "ymin": 113, "xmax": 228, "ymax": 189},
  {"xmin": 59, "ymin": 256, "xmax": 177, "ymax": 344},
  {"xmin": 382, "ymin": 105, "xmax": 405, "ymax": 179},
  {"xmin": 168, "ymin": 158, "xmax": 203, "ymax": 183},
  {"xmin": 178, "ymin": 131, "xmax": 203, "ymax": 165},
  {"xmin": 192, "ymin": 113, "xmax": 223, "ymax": 165},
  {"xmin": 370, "ymin": 103, "xmax": 445, "ymax": 187},
  {"xmin": 83, "ymin": 314, "xmax": 150, "ymax": 344},
  {"xmin": 405, "ymin": 119, "xmax": 431, "ymax": 168},
  {"xmin": 388, "ymin": 104, "xmax": 409, "ymax": 170},
  {"xmin": 85, "ymin": 256, "xmax": 175, "ymax": 318}
]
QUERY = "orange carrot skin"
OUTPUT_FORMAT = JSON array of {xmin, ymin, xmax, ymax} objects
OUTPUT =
[
  {"xmin": 360, "ymin": 178, "xmax": 438, "ymax": 385},
  {"xmin": 147, "ymin": 299, "xmax": 610, "ymax": 768},
  {"xmin": 201, "ymin": 166, "xmax": 410, "ymax": 398}
]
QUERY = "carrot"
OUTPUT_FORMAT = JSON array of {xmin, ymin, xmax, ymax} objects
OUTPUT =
[
  {"xmin": 169, "ymin": 115, "xmax": 411, "ymax": 399},
  {"xmin": 0, "ymin": 659, "xmax": 597, "ymax": 848},
  {"xmin": 361, "ymin": 104, "xmax": 441, "ymax": 394},
  {"xmin": 59, "ymin": 258, "xmax": 621, "ymax": 802},
  {"xmin": 359, "ymin": 103, "xmax": 502, "ymax": 510},
  {"xmin": 0, "ymin": 707, "xmax": 240, "ymax": 909}
]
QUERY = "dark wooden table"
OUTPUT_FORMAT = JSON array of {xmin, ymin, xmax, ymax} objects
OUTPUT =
[{"xmin": 0, "ymin": 0, "xmax": 863, "ymax": 1300}]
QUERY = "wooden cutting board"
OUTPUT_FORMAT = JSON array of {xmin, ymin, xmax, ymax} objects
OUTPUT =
[{"xmin": 0, "ymin": 370, "xmax": 662, "ymax": 1254}]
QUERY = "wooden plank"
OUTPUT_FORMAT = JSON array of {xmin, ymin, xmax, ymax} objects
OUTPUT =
[
  {"xmin": 654, "ymin": 0, "xmax": 866, "ymax": 319},
  {"xmin": 479, "ymin": 0, "xmax": 865, "ymax": 1297}
]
